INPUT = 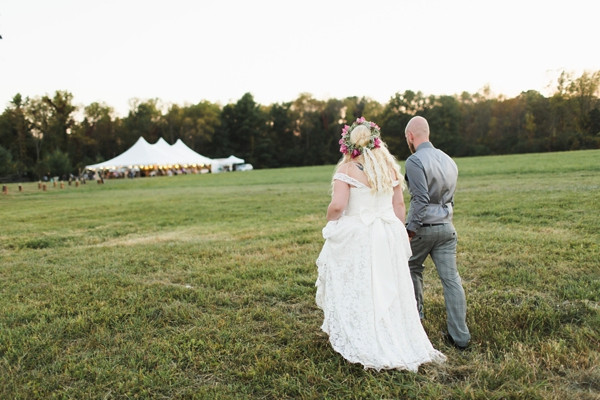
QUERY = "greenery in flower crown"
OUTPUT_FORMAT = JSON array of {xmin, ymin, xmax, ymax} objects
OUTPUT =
[{"xmin": 339, "ymin": 117, "xmax": 382, "ymax": 158}]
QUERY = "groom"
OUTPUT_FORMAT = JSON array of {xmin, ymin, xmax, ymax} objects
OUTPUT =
[{"xmin": 403, "ymin": 116, "xmax": 471, "ymax": 350}]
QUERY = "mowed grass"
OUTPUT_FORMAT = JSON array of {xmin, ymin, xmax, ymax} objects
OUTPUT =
[{"xmin": 1, "ymin": 149, "xmax": 599, "ymax": 399}]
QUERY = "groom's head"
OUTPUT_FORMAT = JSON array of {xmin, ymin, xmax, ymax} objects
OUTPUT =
[{"xmin": 405, "ymin": 116, "xmax": 430, "ymax": 153}]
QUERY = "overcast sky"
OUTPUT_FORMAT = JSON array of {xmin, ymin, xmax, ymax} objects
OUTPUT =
[{"xmin": 1, "ymin": 0, "xmax": 598, "ymax": 117}]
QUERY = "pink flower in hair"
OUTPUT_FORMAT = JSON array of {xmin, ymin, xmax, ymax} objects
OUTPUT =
[{"xmin": 341, "ymin": 125, "xmax": 350, "ymax": 136}]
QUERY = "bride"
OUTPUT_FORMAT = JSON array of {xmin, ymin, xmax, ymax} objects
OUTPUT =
[{"xmin": 315, "ymin": 117, "xmax": 446, "ymax": 372}]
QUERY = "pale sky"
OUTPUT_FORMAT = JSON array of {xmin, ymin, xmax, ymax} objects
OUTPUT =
[{"xmin": 1, "ymin": 0, "xmax": 598, "ymax": 117}]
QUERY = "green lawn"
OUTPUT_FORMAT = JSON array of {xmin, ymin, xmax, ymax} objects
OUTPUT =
[{"xmin": 1, "ymin": 150, "xmax": 599, "ymax": 399}]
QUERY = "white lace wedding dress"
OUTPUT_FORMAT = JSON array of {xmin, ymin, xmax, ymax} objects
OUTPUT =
[{"xmin": 315, "ymin": 173, "xmax": 446, "ymax": 371}]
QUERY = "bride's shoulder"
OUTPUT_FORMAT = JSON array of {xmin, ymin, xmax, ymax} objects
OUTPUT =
[
  {"xmin": 334, "ymin": 163, "xmax": 369, "ymax": 188},
  {"xmin": 333, "ymin": 163, "xmax": 353, "ymax": 180},
  {"xmin": 337, "ymin": 162, "xmax": 365, "ymax": 176},
  {"xmin": 336, "ymin": 162, "xmax": 352, "ymax": 174}
]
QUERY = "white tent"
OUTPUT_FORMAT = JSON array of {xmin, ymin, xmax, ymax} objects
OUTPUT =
[
  {"xmin": 212, "ymin": 155, "xmax": 246, "ymax": 173},
  {"xmin": 153, "ymin": 137, "xmax": 177, "ymax": 158},
  {"xmin": 224, "ymin": 155, "xmax": 244, "ymax": 164},
  {"xmin": 153, "ymin": 138, "xmax": 211, "ymax": 167},
  {"xmin": 85, "ymin": 137, "xmax": 213, "ymax": 170},
  {"xmin": 85, "ymin": 137, "xmax": 170, "ymax": 170},
  {"xmin": 171, "ymin": 139, "xmax": 214, "ymax": 166}
]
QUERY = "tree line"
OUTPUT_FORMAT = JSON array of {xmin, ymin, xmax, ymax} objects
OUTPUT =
[{"xmin": 1, "ymin": 70, "xmax": 598, "ymax": 181}]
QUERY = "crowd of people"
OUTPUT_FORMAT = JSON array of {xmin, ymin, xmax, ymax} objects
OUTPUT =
[{"xmin": 81, "ymin": 165, "xmax": 212, "ymax": 181}]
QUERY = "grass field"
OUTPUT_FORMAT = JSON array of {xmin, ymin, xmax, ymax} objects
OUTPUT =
[{"xmin": 1, "ymin": 149, "xmax": 599, "ymax": 399}]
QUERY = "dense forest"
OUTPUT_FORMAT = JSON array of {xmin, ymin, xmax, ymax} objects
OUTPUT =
[{"xmin": 0, "ymin": 70, "xmax": 598, "ymax": 182}]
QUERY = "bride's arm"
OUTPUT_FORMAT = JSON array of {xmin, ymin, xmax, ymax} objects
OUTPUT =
[
  {"xmin": 392, "ymin": 184, "xmax": 406, "ymax": 224},
  {"xmin": 326, "ymin": 179, "xmax": 350, "ymax": 221}
]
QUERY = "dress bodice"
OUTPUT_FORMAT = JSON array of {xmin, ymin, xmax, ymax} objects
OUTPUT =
[{"xmin": 333, "ymin": 173, "xmax": 396, "ymax": 221}]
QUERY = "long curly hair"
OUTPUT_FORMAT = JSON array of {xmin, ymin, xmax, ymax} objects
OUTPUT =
[{"xmin": 334, "ymin": 123, "xmax": 403, "ymax": 193}]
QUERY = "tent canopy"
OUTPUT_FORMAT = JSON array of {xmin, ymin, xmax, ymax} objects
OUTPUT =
[
  {"xmin": 85, "ymin": 137, "xmax": 213, "ymax": 170},
  {"xmin": 211, "ymin": 155, "xmax": 246, "ymax": 173},
  {"xmin": 224, "ymin": 155, "xmax": 244, "ymax": 164},
  {"xmin": 172, "ymin": 139, "xmax": 214, "ymax": 166}
]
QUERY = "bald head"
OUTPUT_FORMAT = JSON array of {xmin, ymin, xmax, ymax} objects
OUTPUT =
[
  {"xmin": 404, "ymin": 116, "xmax": 430, "ymax": 154},
  {"xmin": 405, "ymin": 116, "xmax": 430, "ymax": 140}
]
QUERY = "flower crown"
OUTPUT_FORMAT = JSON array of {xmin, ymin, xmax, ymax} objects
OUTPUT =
[{"xmin": 339, "ymin": 117, "xmax": 382, "ymax": 158}]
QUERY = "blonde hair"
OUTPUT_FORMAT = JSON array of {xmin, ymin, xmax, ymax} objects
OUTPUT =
[{"xmin": 334, "ymin": 124, "xmax": 403, "ymax": 193}]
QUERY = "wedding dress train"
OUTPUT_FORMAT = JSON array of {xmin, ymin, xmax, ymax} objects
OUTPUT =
[{"xmin": 316, "ymin": 173, "xmax": 445, "ymax": 371}]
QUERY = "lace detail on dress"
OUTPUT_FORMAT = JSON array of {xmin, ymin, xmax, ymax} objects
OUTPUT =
[{"xmin": 333, "ymin": 173, "xmax": 368, "ymax": 189}]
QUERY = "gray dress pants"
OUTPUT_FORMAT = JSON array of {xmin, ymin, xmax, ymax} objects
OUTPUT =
[{"xmin": 408, "ymin": 223, "xmax": 471, "ymax": 347}]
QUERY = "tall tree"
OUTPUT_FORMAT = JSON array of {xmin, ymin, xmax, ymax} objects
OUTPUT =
[
  {"xmin": 0, "ymin": 94, "xmax": 32, "ymax": 177},
  {"xmin": 459, "ymin": 91, "xmax": 493, "ymax": 156},
  {"xmin": 587, "ymin": 107, "xmax": 600, "ymax": 137},
  {"xmin": 42, "ymin": 91, "xmax": 76, "ymax": 153},
  {"xmin": 518, "ymin": 90, "xmax": 552, "ymax": 152},
  {"xmin": 165, "ymin": 101, "xmax": 221, "ymax": 156},
  {"xmin": 567, "ymin": 70, "xmax": 600, "ymax": 132},
  {"xmin": 25, "ymin": 97, "xmax": 52, "ymax": 164},
  {"xmin": 386, "ymin": 90, "xmax": 430, "ymax": 116},
  {"xmin": 0, "ymin": 145, "xmax": 14, "ymax": 177},
  {"xmin": 268, "ymin": 102, "xmax": 301, "ymax": 167},
  {"xmin": 291, "ymin": 93, "xmax": 324, "ymax": 166},
  {"xmin": 423, "ymin": 95, "xmax": 463, "ymax": 156},
  {"xmin": 219, "ymin": 93, "xmax": 266, "ymax": 164},
  {"xmin": 73, "ymin": 102, "xmax": 117, "ymax": 167},
  {"xmin": 119, "ymin": 99, "xmax": 164, "ymax": 151}
]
